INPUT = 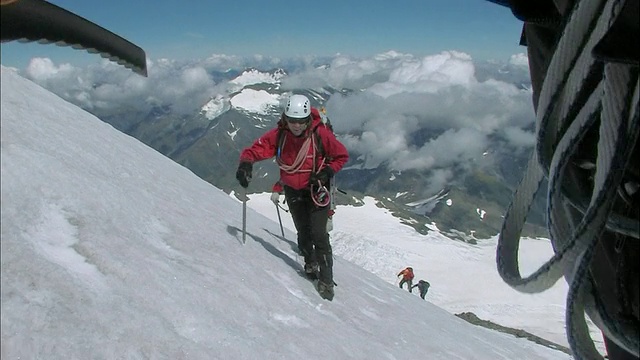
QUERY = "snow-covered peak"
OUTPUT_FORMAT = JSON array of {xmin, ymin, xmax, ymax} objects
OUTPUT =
[
  {"xmin": 230, "ymin": 88, "xmax": 281, "ymax": 115},
  {"xmin": 200, "ymin": 69, "xmax": 286, "ymax": 120},
  {"xmin": 200, "ymin": 94, "xmax": 230, "ymax": 120}
]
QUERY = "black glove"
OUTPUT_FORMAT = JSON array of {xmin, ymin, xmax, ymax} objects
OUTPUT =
[
  {"xmin": 236, "ymin": 162, "xmax": 253, "ymax": 188},
  {"xmin": 309, "ymin": 166, "xmax": 334, "ymax": 186}
]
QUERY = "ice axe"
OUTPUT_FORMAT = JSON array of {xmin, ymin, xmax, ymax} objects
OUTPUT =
[
  {"xmin": 242, "ymin": 188, "xmax": 247, "ymax": 244},
  {"xmin": 271, "ymin": 192, "xmax": 285, "ymax": 238},
  {"xmin": 275, "ymin": 203, "xmax": 285, "ymax": 238}
]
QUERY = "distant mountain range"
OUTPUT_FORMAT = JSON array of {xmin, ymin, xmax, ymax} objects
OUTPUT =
[{"xmin": 60, "ymin": 66, "xmax": 548, "ymax": 241}]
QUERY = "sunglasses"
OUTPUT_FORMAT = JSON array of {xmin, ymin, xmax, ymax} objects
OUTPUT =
[{"xmin": 285, "ymin": 115, "xmax": 311, "ymax": 124}]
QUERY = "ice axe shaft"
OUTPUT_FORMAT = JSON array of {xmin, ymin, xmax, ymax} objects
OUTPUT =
[
  {"xmin": 242, "ymin": 189, "xmax": 247, "ymax": 244},
  {"xmin": 275, "ymin": 203, "xmax": 285, "ymax": 238}
]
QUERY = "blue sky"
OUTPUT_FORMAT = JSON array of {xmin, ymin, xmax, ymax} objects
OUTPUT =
[{"xmin": 1, "ymin": 0, "xmax": 523, "ymax": 68}]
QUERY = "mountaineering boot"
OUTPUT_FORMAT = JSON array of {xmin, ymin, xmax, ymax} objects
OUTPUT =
[
  {"xmin": 318, "ymin": 254, "xmax": 333, "ymax": 281},
  {"xmin": 316, "ymin": 253, "xmax": 334, "ymax": 300},
  {"xmin": 317, "ymin": 280, "xmax": 334, "ymax": 301}
]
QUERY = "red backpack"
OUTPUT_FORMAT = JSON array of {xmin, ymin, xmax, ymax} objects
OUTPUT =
[{"xmin": 401, "ymin": 267, "xmax": 414, "ymax": 280}]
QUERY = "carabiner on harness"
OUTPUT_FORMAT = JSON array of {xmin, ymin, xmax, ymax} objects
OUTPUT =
[{"xmin": 310, "ymin": 181, "xmax": 331, "ymax": 208}]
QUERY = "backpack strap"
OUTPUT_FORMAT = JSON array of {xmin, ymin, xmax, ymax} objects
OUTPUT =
[
  {"xmin": 275, "ymin": 114, "xmax": 288, "ymax": 159},
  {"xmin": 312, "ymin": 123, "xmax": 326, "ymax": 159}
]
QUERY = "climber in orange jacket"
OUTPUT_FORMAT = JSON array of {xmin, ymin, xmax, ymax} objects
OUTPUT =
[{"xmin": 397, "ymin": 267, "xmax": 415, "ymax": 293}]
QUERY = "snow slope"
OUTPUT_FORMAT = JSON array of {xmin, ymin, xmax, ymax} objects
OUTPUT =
[{"xmin": 0, "ymin": 66, "xmax": 574, "ymax": 359}]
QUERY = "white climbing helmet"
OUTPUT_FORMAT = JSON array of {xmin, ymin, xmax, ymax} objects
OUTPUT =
[{"xmin": 284, "ymin": 94, "xmax": 311, "ymax": 119}]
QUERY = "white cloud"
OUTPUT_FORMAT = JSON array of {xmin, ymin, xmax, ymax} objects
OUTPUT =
[
  {"xmin": 369, "ymin": 51, "xmax": 476, "ymax": 98},
  {"xmin": 509, "ymin": 53, "xmax": 529, "ymax": 67},
  {"xmin": 391, "ymin": 127, "xmax": 488, "ymax": 171},
  {"xmin": 281, "ymin": 52, "xmax": 411, "ymax": 91},
  {"xmin": 502, "ymin": 126, "xmax": 536, "ymax": 148},
  {"xmin": 14, "ymin": 50, "xmax": 535, "ymax": 179},
  {"xmin": 25, "ymin": 57, "xmax": 75, "ymax": 80},
  {"xmin": 230, "ymin": 69, "xmax": 283, "ymax": 87}
]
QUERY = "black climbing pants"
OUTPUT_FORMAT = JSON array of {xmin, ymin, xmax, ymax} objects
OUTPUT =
[{"xmin": 284, "ymin": 186, "xmax": 333, "ymax": 283}]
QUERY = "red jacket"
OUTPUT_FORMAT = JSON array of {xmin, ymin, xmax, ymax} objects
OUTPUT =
[
  {"xmin": 240, "ymin": 107, "xmax": 349, "ymax": 191},
  {"xmin": 398, "ymin": 268, "xmax": 414, "ymax": 281}
]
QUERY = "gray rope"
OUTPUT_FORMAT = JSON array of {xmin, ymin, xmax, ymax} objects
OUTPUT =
[{"xmin": 496, "ymin": 0, "xmax": 639, "ymax": 358}]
